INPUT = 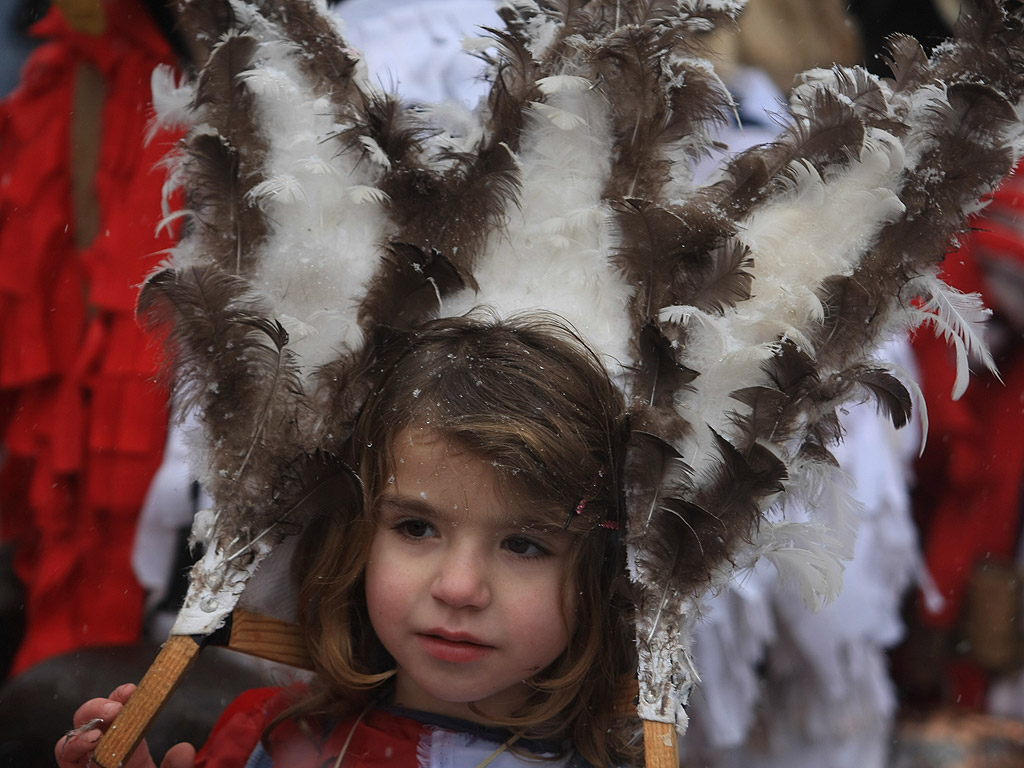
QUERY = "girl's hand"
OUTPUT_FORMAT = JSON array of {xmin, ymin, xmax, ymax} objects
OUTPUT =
[{"xmin": 55, "ymin": 684, "xmax": 197, "ymax": 768}]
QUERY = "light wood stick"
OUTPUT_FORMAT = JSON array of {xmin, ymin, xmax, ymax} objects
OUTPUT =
[
  {"xmin": 643, "ymin": 720, "xmax": 679, "ymax": 768},
  {"xmin": 228, "ymin": 609, "xmax": 313, "ymax": 669},
  {"xmin": 92, "ymin": 634, "xmax": 203, "ymax": 768}
]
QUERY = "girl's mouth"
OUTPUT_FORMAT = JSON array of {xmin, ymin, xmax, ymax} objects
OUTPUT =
[{"xmin": 417, "ymin": 631, "xmax": 494, "ymax": 663}]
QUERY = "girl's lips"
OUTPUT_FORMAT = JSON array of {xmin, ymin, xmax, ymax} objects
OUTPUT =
[{"xmin": 416, "ymin": 632, "xmax": 494, "ymax": 663}]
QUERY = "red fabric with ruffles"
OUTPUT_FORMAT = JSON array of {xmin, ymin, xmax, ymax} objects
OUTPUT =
[{"xmin": 0, "ymin": 0, "xmax": 182, "ymax": 673}]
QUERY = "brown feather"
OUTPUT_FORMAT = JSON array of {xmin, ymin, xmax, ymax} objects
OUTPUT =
[
  {"xmin": 932, "ymin": 0, "xmax": 1024, "ymax": 96},
  {"xmin": 183, "ymin": 131, "xmax": 268, "ymax": 276},
  {"xmin": 383, "ymin": 142, "xmax": 521, "ymax": 279},
  {"xmin": 188, "ymin": 33, "xmax": 271, "ymax": 275},
  {"xmin": 478, "ymin": 26, "xmax": 543, "ymax": 155},
  {"xmin": 783, "ymin": 87, "xmax": 865, "ymax": 171},
  {"xmin": 256, "ymin": 0, "xmax": 362, "ymax": 108},
  {"xmin": 802, "ymin": 65, "xmax": 906, "ymax": 136},
  {"xmin": 881, "ymin": 33, "xmax": 933, "ymax": 95},
  {"xmin": 612, "ymin": 199, "xmax": 692, "ymax": 319},
  {"xmin": 633, "ymin": 322, "xmax": 698, "ymax": 417},
  {"xmin": 613, "ymin": 198, "xmax": 738, "ymax": 322},
  {"xmin": 624, "ymin": 429, "xmax": 695, "ymax": 533},
  {"xmin": 796, "ymin": 439, "xmax": 840, "ymax": 468},
  {"xmin": 728, "ymin": 385, "xmax": 794, "ymax": 446},
  {"xmin": 359, "ymin": 243, "xmax": 470, "ymax": 331},
  {"xmin": 138, "ymin": 265, "xmax": 306, "ymax": 535},
  {"xmin": 689, "ymin": 239, "xmax": 754, "ymax": 315},
  {"xmin": 843, "ymin": 366, "xmax": 913, "ymax": 429},
  {"xmin": 170, "ymin": 0, "xmax": 237, "ymax": 66},
  {"xmin": 632, "ymin": 430, "xmax": 786, "ymax": 603}
]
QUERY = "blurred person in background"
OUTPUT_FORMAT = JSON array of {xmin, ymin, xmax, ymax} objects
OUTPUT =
[{"xmin": 847, "ymin": 1, "xmax": 1024, "ymax": 763}]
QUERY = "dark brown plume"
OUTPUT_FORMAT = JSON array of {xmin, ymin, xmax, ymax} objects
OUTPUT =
[
  {"xmin": 840, "ymin": 365, "xmax": 913, "ymax": 429},
  {"xmin": 688, "ymin": 239, "xmax": 754, "ymax": 315},
  {"xmin": 186, "ymin": 33, "xmax": 270, "ymax": 275},
  {"xmin": 632, "ymin": 323, "xmax": 698, "ymax": 430},
  {"xmin": 256, "ymin": 0, "xmax": 362, "ymax": 108},
  {"xmin": 382, "ymin": 142, "xmax": 522, "ymax": 280},
  {"xmin": 138, "ymin": 265, "xmax": 305, "ymax": 516},
  {"xmin": 359, "ymin": 243, "xmax": 470, "ymax": 331},
  {"xmin": 881, "ymin": 33, "xmax": 934, "ymax": 95},
  {"xmin": 171, "ymin": 0, "xmax": 239, "ymax": 65},
  {"xmin": 479, "ymin": 26, "xmax": 544, "ymax": 154},
  {"xmin": 632, "ymin": 430, "xmax": 786, "ymax": 601},
  {"xmin": 595, "ymin": 18, "xmax": 732, "ymax": 200}
]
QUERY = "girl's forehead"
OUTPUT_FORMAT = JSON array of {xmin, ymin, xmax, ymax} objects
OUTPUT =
[{"xmin": 382, "ymin": 426, "xmax": 560, "ymax": 525}]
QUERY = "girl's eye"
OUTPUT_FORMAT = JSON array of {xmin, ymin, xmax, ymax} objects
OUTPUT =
[
  {"xmin": 503, "ymin": 535, "xmax": 548, "ymax": 557},
  {"xmin": 396, "ymin": 518, "xmax": 435, "ymax": 539}
]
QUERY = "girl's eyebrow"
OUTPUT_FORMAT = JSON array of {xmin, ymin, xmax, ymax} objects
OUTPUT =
[
  {"xmin": 378, "ymin": 493, "xmax": 570, "ymax": 535},
  {"xmin": 376, "ymin": 493, "xmax": 473, "ymax": 527},
  {"xmin": 505, "ymin": 517, "xmax": 563, "ymax": 533},
  {"xmin": 376, "ymin": 493, "xmax": 437, "ymax": 517},
  {"xmin": 503, "ymin": 509, "xmax": 577, "ymax": 536}
]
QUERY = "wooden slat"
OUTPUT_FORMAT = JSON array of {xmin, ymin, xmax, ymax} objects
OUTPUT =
[
  {"xmin": 643, "ymin": 720, "xmax": 679, "ymax": 768},
  {"xmin": 92, "ymin": 634, "xmax": 202, "ymax": 768},
  {"xmin": 228, "ymin": 609, "xmax": 313, "ymax": 669}
]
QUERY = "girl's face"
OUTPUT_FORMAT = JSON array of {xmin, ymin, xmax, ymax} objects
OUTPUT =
[{"xmin": 364, "ymin": 426, "xmax": 575, "ymax": 722}]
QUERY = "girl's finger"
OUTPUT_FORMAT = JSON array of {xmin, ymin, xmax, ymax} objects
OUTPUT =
[
  {"xmin": 161, "ymin": 742, "xmax": 197, "ymax": 768},
  {"xmin": 71, "ymin": 683, "xmax": 135, "ymax": 729},
  {"xmin": 55, "ymin": 725, "xmax": 102, "ymax": 768},
  {"xmin": 72, "ymin": 698, "xmax": 115, "ymax": 729},
  {"xmin": 109, "ymin": 682, "xmax": 138, "ymax": 703}
]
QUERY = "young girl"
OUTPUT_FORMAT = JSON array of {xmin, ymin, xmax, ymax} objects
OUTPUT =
[{"xmin": 56, "ymin": 316, "xmax": 641, "ymax": 768}]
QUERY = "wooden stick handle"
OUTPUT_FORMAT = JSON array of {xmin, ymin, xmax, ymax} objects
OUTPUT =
[
  {"xmin": 643, "ymin": 720, "xmax": 679, "ymax": 768},
  {"xmin": 92, "ymin": 634, "xmax": 202, "ymax": 768}
]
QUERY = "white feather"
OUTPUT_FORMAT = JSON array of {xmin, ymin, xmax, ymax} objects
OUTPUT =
[
  {"xmin": 358, "ymin": 135, "xmax": 392, "ymax": 169},
  {"xmin": 760, "ymin": 522, "xmax": 846, "ymax": 607},
  {"xmin": 238, "ymin": 66, "xmax": 298, "ymax": 99},
  {"xmin": 155, "ymin": 209, "xmax": 193, "ymax": 239},
  {"xmin": 911, "ymin": 275, "xmax": 998, "ymax": 399},
  {"xmin": 148, "ymin": 65, "xmax": 195, "ymax": 144},
  {"xmin": 248, "ymin": 174, "xmax": 309, "ymax": 207},
  {"xmin": 347, "ymin": 185, "xmax": 391, "ymax": 205},
  {"xmin": 447, "ymin": 83, "xmax": 635, "ymax": 380},
  {"xmin": 185, "ymin": 27, "xmax": 394, "ymax": 392},
  {"xmin": 293, "ymin": 155, "xmax": 342, "ymax": 178},
  {"xmin": 890, "ymin": 360, "xmax": 930, "ymax": 456},
  {"xmin": 531, "ymin": 101, "xmax": 589, "ymax": 131},
  {"xmin": 536, "ymin": 75, "xmax": 592, "ymax": 95}
]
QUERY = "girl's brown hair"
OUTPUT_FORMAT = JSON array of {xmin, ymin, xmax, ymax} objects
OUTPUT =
[{"xmin": 290, "ymin": 314, "xmax": 640, "ymax": 766}]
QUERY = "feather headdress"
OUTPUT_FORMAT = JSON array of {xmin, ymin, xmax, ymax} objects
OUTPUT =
[{"xmin": 97, "ymin": 0, "xmax": 1024, "ymax": 765}]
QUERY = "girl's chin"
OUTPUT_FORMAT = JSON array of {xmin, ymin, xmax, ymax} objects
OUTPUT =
[{"xmin": 392, "ymin": 673, "xmax": 530, "ymax": 722}]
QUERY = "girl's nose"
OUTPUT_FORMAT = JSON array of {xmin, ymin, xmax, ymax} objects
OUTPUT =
[{"xmin": 430, "ymin": 547, "xmax": 491, "ymax": 609}]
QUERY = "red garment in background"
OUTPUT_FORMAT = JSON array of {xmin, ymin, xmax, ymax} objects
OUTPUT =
[
  {"xmin": 913, "ymin": 165, "xmax": 1024, "ymax": 707},
  {"xmin": 0, "ymin": 1, "xmax": 182, "ymax": 673}
]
